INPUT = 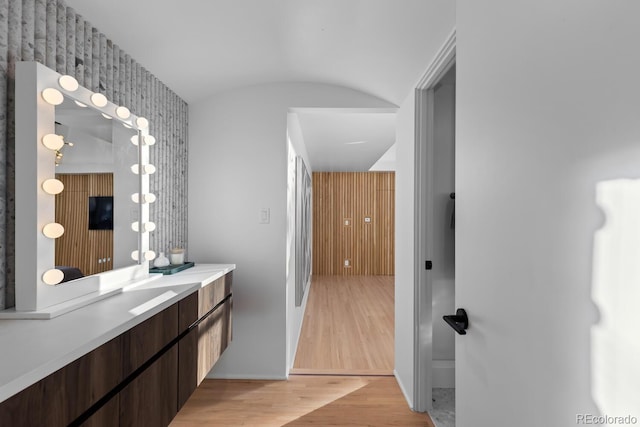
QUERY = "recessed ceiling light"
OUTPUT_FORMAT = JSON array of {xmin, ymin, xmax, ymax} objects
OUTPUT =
[{"xmin": 344, "ymin": 141, "xmax": 366, "ymax": 145}]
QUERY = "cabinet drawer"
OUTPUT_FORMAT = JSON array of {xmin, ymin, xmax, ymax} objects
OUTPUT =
[
  {"xmin": 178, "ymin": 291, "xmax": 198, "ymax": 333},
  {"xmin": 0, "ymin": 336, "xmax": 122, "ymax": 427},
  {"xmin": 198, "ymin": 271, "xmax": 233, "ymax": 317},
  {"xmin": 122, "ymin": 303, "xmax": 178, "ymax": 377},
  {"xmin": 178, "ymin": 296, "xmax": 233, "ymax": 409}
]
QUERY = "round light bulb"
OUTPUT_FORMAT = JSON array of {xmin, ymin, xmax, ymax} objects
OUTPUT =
[
  {"xmin": 136, "ymin": 117, "xmax": 149, "ymax": 129},
  {"xmin": 143, "ymin": 135, "xmax": 156, "ymax": 146},
  {"xmin": 42, "ymin": 178, "xmax": 64, "ymax": 195},
  {"xmin": 131, "ymin": 193, "xmax": 156, "ymax": 204},
  {"xmin": 131, "ymin": 250, "xmax": 140, "ymax": 261},
  {"xmin": 58, "ymin": 75, "xmax": 79, "ymax": 91},
  {"xmin": 131, "ymin": 164, "xmax": 156, "ymax": 175},
  {"xmin": 131, "ymin": 221, "xmax": 140, "ymax": 232},
  {"xmin": 90, "ymin": 93, "xmax": 108, "ymax": 107},
  {"xmin": 130, "ymin": 135, "xmax": 139, "ymax": 146},
  {"xmin": 144, "ymin": 222, "xmax": 156, "ymax": 232},
  {"xmin": 74, "ymin": 100, "xmax": 87, "ymax": 108},
  {"xmin": 101, "ymin": 113, "xmax": 113, "ymax": 120},
  {"xmin": 42, "ymin": 88, "xmax": 64, "ymax": 105},
  {"xmin": 116, "ymin": 106, "xmax": 131, "ymax": 119},
  {"xmin": 42, "ymin": 268, "xmax": 64, "ymax": 285},
  {"xmin": 43, "ymin": 222, "xmax": 65, "ymax": 239},
  {"xmin": 144, "ymin": 250, "xmax": 156, "ymax": 261},
  {"xmin": 42, "ymin": 134, "xmax": 64, "ymax": 151},
  {"xmin": 123, "ymin": 123, "xmax": 132, "ymax": 129}
]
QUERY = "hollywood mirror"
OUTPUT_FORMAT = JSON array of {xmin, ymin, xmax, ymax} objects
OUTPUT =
[{"xmin": 12, "ymin": 61, "xmax": 157, "ymax": 316}]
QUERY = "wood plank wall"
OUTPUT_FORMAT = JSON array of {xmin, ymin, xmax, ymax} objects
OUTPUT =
[
  {"xmin": 55, "ymin": 173, "xmax": 113, "ymax": 276},
  {"xmin": 0, "ymin": 0, "xmax": 189, "ymax": 308},
  {"xmin": 313, "ymin": 172, "xmax": 395, "ymax": 276}
]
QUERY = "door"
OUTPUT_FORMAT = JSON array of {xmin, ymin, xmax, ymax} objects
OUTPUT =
[{"xmin": 456, "ymin": 1, "xmax": 640, "ymax": 426}]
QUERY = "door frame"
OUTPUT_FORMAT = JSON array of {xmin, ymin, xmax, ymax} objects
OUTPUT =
[{"xmin": 412, "ymin": 29, "xmax": 456, "ymax": 412}]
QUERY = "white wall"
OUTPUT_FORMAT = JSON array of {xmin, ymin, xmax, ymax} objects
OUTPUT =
[
  {"xmin": 189, "ymin": 82, "xmax": 394, "ymax": 379},
  {"xmin": 285, "ymin": 113, "xmax": 312, "ymax": 370},
  {"xmin": 394, "ymin": 90, "xmax": 417, "ymax": 405},
  {"xmin": 457, "ymin": 1, "xmax": 640, "ymax": 425},
  {"xmin": 369, "ymin": 143, "xmax": 396, "ymax": 171}
]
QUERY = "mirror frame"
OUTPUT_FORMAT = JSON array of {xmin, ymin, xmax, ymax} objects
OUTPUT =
[{"xmin": 14, "ymin": 61, "xmax": 153, "ymax": 314}]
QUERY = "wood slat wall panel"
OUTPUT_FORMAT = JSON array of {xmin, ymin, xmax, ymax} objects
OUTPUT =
[
  {"xmin": 55, "ymin": 173, "xmax": 113, "ymax": 276},
  {"xmin": 0, "ymin": 0, "xmax": 189, "ymax": 308},
  {"xmin": 313, "ymin": 172, "xmax": 395, "ymax": 276}
]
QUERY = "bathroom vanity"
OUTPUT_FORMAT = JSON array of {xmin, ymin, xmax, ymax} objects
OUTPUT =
[
  {"xmin": 0, "ymin": 60, "xmax": 225, "ymax": 426},
  {"xmin": 0, "ymin": 264, "xmax": 234, "ymax": 426}
]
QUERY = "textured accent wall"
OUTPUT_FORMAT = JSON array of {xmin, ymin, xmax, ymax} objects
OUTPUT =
[
  {"xmin": 312, "ymin": 172, "xmax": 395, "ymax": 276},
  {"xmin": 0, "ymin": 0, "xmax": 188, "ymax": 309}
]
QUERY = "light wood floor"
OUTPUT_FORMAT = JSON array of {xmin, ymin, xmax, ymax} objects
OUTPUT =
[
  {"xmin": 170, "ymin": 375, "xmax": 435, "ymax": 427},
  {"xmin": 169, "ymin": 277, "xmax": 433, "ymax": 426},
  {"xmin": 291, "ymin": 275, "xmax": 394, "ymax": 375}
]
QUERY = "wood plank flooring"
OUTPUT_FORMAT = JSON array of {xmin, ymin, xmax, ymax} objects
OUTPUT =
[
  {"xmin": 170, "ymin": 375, "xmax": 435, "ymax": 427},
  {"xmin": 169, "ymin": 276, "xmax": 435, "ymax": 426},
  {"xmin": 292, "ymin": 275, "xmax": 394, "ymax": 375}
]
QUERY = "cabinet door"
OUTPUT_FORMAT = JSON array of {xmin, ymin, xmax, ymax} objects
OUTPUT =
[
  {"xmin": 0, "ymin": 336, "xmax": 122, "ymax": 427},
  {"xmin": 123, "ymin": 303, "xmax": 178, "ymax": 376},
  {"xmin": 178, "ymin": 296, "xmax": 233, "ymax": 409},
  {"xmin": 120, "ymin": 345, "xmax": 178, "ymax": 427}
]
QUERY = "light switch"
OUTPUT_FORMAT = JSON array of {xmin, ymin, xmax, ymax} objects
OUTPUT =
[
  {"xmin": 364, "ymin": 217, "xmax": 372, "ymax": 223},
  {"xmin": 344, "ymin": 218, "xmax": 351, "ymax": 226},
  {"xmin": 259, "ymin": 208, "xmax": 270, "ymax": 224}
]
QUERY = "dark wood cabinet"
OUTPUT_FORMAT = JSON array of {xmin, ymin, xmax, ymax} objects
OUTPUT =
[
  {"xmin": 178, "ymin": 273, "xmax": 233, "ymax": 409},
  {"xmin": 0, "ymin": 336, "xmax": 122, "ymax": 427},
  {"xmin": 80, "ymin": 394, "xmax": 119, "ymax": 427},
  {"xmin": 0, "ymin": 271, "xmax": 233, "ymax": 427},
  {"xmin": 123, "ymin": 303, "xmax": 179, "ymax": 376},
  {"xmin": 120, "ymin": 346, "xmax": 178, "ymax": 427},
  {"xmin": 178, "ymin": 296, "xmax": 233, "ymax": 408}
]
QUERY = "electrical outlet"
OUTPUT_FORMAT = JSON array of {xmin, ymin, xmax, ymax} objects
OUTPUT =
[
  {"xmin": 344, "ymin": 259, "xmax": 351, "ymax": 267},
  {"xmin": 364, "ymin": 217, "xmax": 372, "ymax": 223}
]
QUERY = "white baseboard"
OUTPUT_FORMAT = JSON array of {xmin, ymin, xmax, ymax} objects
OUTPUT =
[
  {"xmin": 206, "ymin": 373, "xmax": 288, "ymax": 380},
  {"xmin": 432, "ymin": 359, "xmax": 455, "ymax": 388},
  {"xmin": 394, "ymin": 369, "xmax": 414, "ymax": 409}
]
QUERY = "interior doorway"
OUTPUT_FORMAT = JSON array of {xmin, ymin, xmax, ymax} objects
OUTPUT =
[
  {"xmin": 287, "ymin": 109, "xmax": 397, "ymax": 376},
  {"xmin": 412, "ymin": 31, "xmax": 456, "ymax": 416},
  {"xmin": 428, "ymin": 64, "xmax": 456, "ymax": 427}
]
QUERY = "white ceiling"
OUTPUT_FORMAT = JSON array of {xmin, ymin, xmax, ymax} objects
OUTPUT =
[
  {"xmin": 63, "ymin": 0, "xmax": 455, "ymax": 171},
  {"xmin": 296, "ymin": 111, "xmax": 396, "ymax": 172}
]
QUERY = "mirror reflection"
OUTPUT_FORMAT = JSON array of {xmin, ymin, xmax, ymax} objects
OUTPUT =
[{"xmin": 53, "ymin": 97, "xmax": 139, "ymax": 281}]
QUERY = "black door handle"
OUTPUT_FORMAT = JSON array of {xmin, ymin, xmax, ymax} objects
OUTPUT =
[{"xmin": 443, "ymin": 308, "xmax": 469, "ymax": 335}]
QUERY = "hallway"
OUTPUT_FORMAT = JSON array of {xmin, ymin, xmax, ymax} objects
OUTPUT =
[{"xmin": 292, "ymin": 275, "xmax": 394, "ymax": 375}]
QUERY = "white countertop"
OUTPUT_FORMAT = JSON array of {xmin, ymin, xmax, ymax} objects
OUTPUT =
[{"xmin": 0, "ymin": 263, "xmax": 235, "ymax": 403}]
